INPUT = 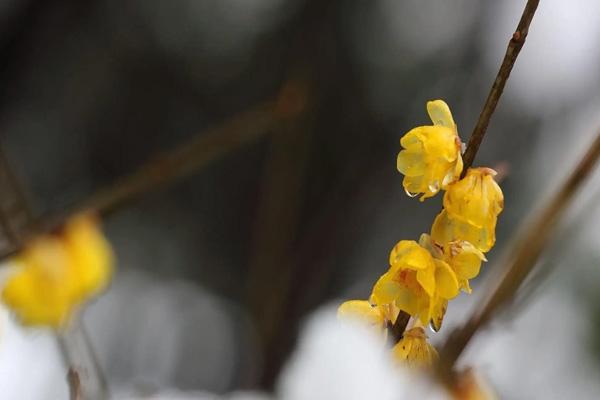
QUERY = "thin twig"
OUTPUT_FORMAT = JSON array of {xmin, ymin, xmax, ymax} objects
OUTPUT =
[
  {"xmin": 461, "ymin": 0, "xmax": 540, "ymax": 172},
  {"xmin": 83, "ymin": 100, "xmax": 282, "ymax": 217},
  {"xmin": 0, "ymin": 86, "xmax": 306, "ymax": 261},
  {"xmin": 438, "ymin": 128, "xmax": 600, "ymax": 379}
]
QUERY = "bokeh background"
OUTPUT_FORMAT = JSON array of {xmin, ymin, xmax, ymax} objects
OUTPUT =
[{"xmin": 1, "ymin": 0, "xmax": 600, "ymax": 398}]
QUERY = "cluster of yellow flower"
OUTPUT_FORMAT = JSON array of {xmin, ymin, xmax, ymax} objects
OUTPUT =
[
  {"xmin": 1, "ymin": 214, "xmax": 113, "ymax": 328},
  {"xmin": 338, "ymin": 100, "xmax": 503, "ymax": 367}
]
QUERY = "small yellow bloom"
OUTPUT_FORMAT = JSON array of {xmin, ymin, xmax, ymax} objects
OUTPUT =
[
  {"xmin": 431, "ymin": 168, "xmax": 504, "ymax": 252},
  {"xmin": 337, "ymin": 299, "xmax": 386, "ymax": 335},
  {"xmin": 417, "ymin": 234, "xmax": 485, "ymax": 330},
  {"xmin": 372, "ymin": 240, "xmax": 459, "ymax": 326},
  {"xmin": 397, "ymin": 100, "xmax": 463, "ymax": 201},
  {"xmin": 444, "ymin": 167, "xmax": 504, "ymax": 228},
  {"xmin": 2, "ymin": 214, "xmax": 114, "ymax": 328},
  {"xmin": 392, "ymin": 326, "xmax": 438, "ymax": 368},
  {"xmin": 442, "ymin": 241, "xmax": 487, "ymax": 294}
]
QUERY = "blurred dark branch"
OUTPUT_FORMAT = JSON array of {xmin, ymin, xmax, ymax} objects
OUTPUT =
[
  {"xmin": 461, "ymin": 0, "xmax": 539, "ymax": 172},
  {"xmin": 438, "ymin": 128, "xmax": 600, "ymax": 381},
  {"xmin": 390, "ymin": 0, "xmax": 540, "ymax": 342},
  {"xmin": 0, "ymin": 86, "xmax": 306, "ymax": 260},
  {"xmin": 246, "ymin": 81, "xmax": 312, "ymax": 387},
  {"xmin": 83, "ymin": 100, "xmax": 282, "ymax": 217}
]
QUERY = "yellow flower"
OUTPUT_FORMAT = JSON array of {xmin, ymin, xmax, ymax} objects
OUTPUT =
[
  {"xmin": 442, "ymin": 241, "xmax": 487, "ymax": 294},
  {"xmin": 337, "ymin": 299, "xmax": 386, "ymax": 335},
  {"xmin": 397, "ymin": 100, "xmax": 463, "ymax": 201},
  {"xmin": 417, "ymin": 234, "xmax": 485, "ymax": 330},
  {"xmin": 392, "ymin": 326, "xmax": 438, "ymax": 368},
  {"xmin": 431, "ymin": 168, "xmax": 503, "ymax": 252},
  {"xmin": 2, "ymin": 214, "xmax": 114, "ymax": 328},
  {"xmin": 372, "ymin": 240, "xmax": 459, "ymax": 326}
]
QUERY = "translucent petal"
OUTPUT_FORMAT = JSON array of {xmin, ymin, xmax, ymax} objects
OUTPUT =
[
  {"xmin": 337, "ymin": 300, "xmax": 384, "ymax": 328},
  {"xmin": 434, "ymin": 259, "xmax": 459, "ymax": 299},
  {"xmin": 403, "ymin": 175, "xmax": 426, "ymax": 197},
  {"xmin": 416, "ymin": 267, "xmax": 435, "ymax": 297},
  {"xmin": 431, "ymin": 210, "xmax": 495, "ymax": 253},
  {"xmin": 450, "ymin": 242, "xmax": 486, "ymax": 280},
  {"xmin": 372, "ymin": 271, "xmax": 402, "ymax": 305},
  {"xmin": 429, "ymin": 297, "xmax": 447, "ymax": 332},
  {"xmin": 389, "ymin": 240, "xmax": 431, "ymax": 270},
  {"xmin": 427, "ymin": 99, "xmax": 455, "ymax": 128},
  {"xmin": 393, "ymin": 282, "xmax": 425, "ymax": 318},
  {"xmin": 397, "ymin": 150, "xmax": 426, "ymax": 177},
  {"xmin": 400, "ymin": 127, "xmax": 426, "ymax": 150}
]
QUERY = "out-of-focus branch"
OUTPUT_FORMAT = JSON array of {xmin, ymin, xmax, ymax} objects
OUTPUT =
[
  {"xmin": 0, "ymin": 84, "xmax": 306, "ymax": 261},
  {"xmin": 390, "ymin": 0, "xmax": 540, "ymax": 342},
  {"xmin": 438, "ymin": 128, "xmax": 600, "ymax": 380},
  {"xmin": 67, "ymin": 368, "xmax": 82, "ymax": 400},
  {"xmin": 461, "ymin": 0, "xmax": 540, "ymax": 172}
]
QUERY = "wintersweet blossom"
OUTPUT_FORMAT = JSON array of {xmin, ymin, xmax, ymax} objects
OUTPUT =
[
  {"xmin": 372, "ymin": 240, "xmax": 459, "ymax": 326},
  {"xmin": 2, "ymin": 214, "xmax": 114, "ymax": 328},
  {"xmin": 441, "ymin": 240, "xmax": 487, "ymax": 294},
  {"xmin": 417, "ymin": 233, "xmax": 486, "ymax": 330},
  {"xmin": 432, "ymin": 167, "xmax": 504, "ymax": 252},
  {"xmin": 397, "ymin": 100, "xmax": 463, "ymax": 201},
  {"xmin": 392, "ymin": 326, "xmax": 438, "ymax": 368}
]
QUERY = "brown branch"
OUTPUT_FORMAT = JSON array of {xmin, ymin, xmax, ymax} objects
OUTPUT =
[
  {"xmin": 84, "ymin": 100, "xmax": 283, "ymax": 218},
  {"xmin": 67, "ymin": 368, "xmax": 82, "ymax": 400},
  {"xmin": 438, "ymin": 128, "xmax": 600, "ymax": 380},
  {"xmin": 0, "ymin": 84, "xmax": 307, "ymax": 261},
  {"xmin": 461, "ymin": 0, "xmax": 540, "ymax": 172}
]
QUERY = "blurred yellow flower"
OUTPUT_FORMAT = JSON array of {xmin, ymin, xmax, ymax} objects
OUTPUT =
[
  {"xmin": 337, "ymin": 299, "xmax": 386, "ymax": 335},
  {"xmin": 372, "ymin": 240, "xmax": 459, "ymax": 326},
  {"xmin": 2, "ymin": 214, "xmax": 114, "ymax": 328},
  {"xmin": 397, "ymin": 100, "xmax": 463, "ymax": 201},
  {"xmin": 431, "ymin": 168, "xmax": 503, "ymax": 252},
  {"xmin": 392, "ymin": 326, "xmax": 438, "ymax": 368}
]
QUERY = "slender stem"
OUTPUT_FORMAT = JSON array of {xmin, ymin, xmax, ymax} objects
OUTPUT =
[
  {"xmin": 0, "ymin": 86, "xmax": 307, "ymax": 262},
  {"xmin": 461, "ymin": 0, "xmax": 540, "ymax": 172},
  {"xmin": 389, "ymin": 311, "xmax": 411, "ymax": 343},
  {"xmin": 57, "ymin": 320, "xmax": 109, "ymax": 400},
  {"xmin": 438, "ymin": 128, "xmax": 600, "ymax": 378},
  {"xmin": 82, "ymin": 100, "xmax": 282, "ymax": 218}
]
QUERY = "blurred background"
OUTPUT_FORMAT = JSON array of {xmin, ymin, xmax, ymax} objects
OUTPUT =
[{"xmin": 0, "ymin": 0, "xmax": 600, "ymax": 398}]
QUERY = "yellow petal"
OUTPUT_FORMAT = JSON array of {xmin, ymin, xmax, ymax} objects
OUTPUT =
[
  {"xmin": 416, "ymin": 267, "xmax": 436, "ymax": 297},
  {"xmin": 393, "ymin": 327, "xmax": 438, "ymax": 368},
  {"xmin": 427, "ymin": 99, "xmax": 455, "ymax": 129},
  {"xmin": 372, "ymin": 270, "xmax": 402, "ymax": 305},
  {"xmin": 389, "ymin": 240, "xmax": 431, "ymax": 271},
  {"xmin": 2, "ymin": 238, "xmax": 75, "ymax": 328},
  {"xmin": 449, "ymin": 241, "xmax": 486, "ymax": 280},
  {"xmin": 434, "ymin": 259, "xmax": 459, "ymax": 299},
  {"xmin": 430, "ymin": 296, "xmax": 447, "ymax": 332},
  {"xmin": 431, "ymin": 210, "xmax": 496, "ymax": 253},
  {"xmin": 397, "ymin": 150, "xmax": 426, "ymax": 177},
  {"xmin": 337, "ymin": 300, "xmax": 384, "ymax": 328},
  {"xmin": 63, "ymin": 214, "xmax": 114, "ymax": 301}
]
